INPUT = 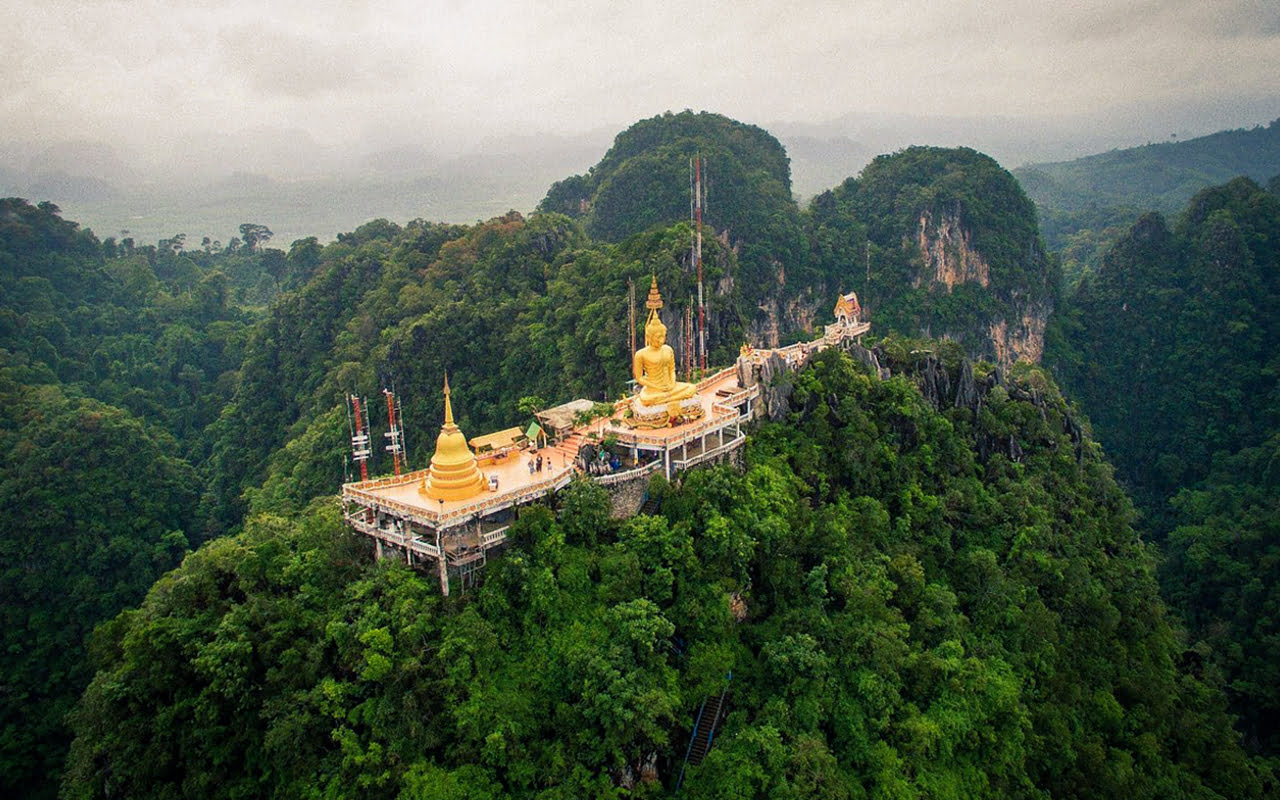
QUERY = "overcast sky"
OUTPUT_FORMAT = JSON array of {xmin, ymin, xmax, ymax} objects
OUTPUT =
[{"xmin": 4, "ymin": 0, "xmax": 1279, "ymax": 181}]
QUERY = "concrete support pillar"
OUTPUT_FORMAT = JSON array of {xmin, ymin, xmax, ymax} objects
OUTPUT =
[{"xmin": 436, "ymin": 529, "xmax": 450, "ymax": 597}]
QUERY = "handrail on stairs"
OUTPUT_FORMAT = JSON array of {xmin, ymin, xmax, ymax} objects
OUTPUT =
[{"xmin": 675, "ymin": 671, "xmax": 733, "ymax": 794}]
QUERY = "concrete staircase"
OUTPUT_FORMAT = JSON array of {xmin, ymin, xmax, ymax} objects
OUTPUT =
[
  {"xmin": 548, "ymin": 430, "xmax": 587, "ymax": 467},
  {"xmin": 639, "ymin": 493, "xmax": 663, "ymax": 516}
]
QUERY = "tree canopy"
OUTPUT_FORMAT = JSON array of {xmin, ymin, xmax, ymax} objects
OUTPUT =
[
  {"xmin": 5, "ymin": 112, "xmax": 1279, "ymax": 799},
  {"xmin": 61, "ymin": 351, "xmax": 1270, "ymax": 799}
]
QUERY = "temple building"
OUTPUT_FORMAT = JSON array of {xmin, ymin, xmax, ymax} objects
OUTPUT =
[
  {"xmin": 341, "ymin": 284, "xmax": 871, "ymax": 595},
  {"xmin": 834, "ymin": 291, "xmax": 863, "ymax": 326}
]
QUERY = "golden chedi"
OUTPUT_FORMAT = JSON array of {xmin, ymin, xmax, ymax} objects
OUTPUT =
[
  {"xmin": 420, "ymin": 375, "xmax": 487, "ymax": 502},
  {"xmin": 629, "ymin": 277, "xmax": 703, "ymax": 428}
]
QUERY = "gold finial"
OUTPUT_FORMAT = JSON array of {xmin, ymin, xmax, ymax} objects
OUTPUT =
[
  {"xmin": 646, "ymin": 275, "xmax": 663, "ymax": 311},
  {"xmin": 442, "ymin": 372, "xmax": 455, "ymax": 427}
]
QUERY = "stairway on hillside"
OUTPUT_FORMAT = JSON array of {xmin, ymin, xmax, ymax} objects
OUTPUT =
[
  {"xmin": 686, "ymin": 690, "xmax": 727, "ymax": 767},
  {"xmin": 675, "ymin": 684, "xmax": 731, "ymax": 793},
  {"xmin": 639, "ymin": 493, "xmax": 662, "ymax": 516}
]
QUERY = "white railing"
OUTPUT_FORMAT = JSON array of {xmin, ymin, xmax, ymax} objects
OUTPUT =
[
  {"xmin": 593, "ymin": 460, "xmax": 663, "ymax": 486},
  {"xmin": 672, "ymin": 433, "xmax": 747, "ymax": 471},
  {"xmin": 346, "ymin": 514, "xmax": 442, "ymax": 558},
  {"xmin": 696, "ymin": 366, "xmax": 739, "ymax": 391},
  {"xmin": 604, "ymin": 402, "xmax": 743, "ymax": 449},
  {"xmin": 343, "ymin": 469, "xmax": 428, "ymax": 493},
  {"xmin": 409, "ymin": 538, "xmax": 442, "ymax": 558}
]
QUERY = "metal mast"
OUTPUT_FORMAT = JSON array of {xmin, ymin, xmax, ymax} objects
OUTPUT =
[
  {"xmin": 694, "ymin": 155, "xmax": 707, "ymax": 375},
  {"xmin": 383, "ymin": 388, "xmax": 405, "ymax": 476},
  {"xmin": 348, "ymin": 394, "xmax": 371, "ymax": 481},
  {"xmin": 629, "ymin": 277, "xmax": 636, "ymax": 358},
  {"xmin": 685, "ymin": 300, "xmax": 694, "ymax": 382}
]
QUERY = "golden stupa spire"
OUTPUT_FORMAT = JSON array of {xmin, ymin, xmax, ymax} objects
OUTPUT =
[
  {"xmin": 419, "ymin": 373, "xmax": 487, "ymax": 502},
  {"xmin": 645, "ymin": 275, "xmax": 665, "ymax": 328},
  {"xmin": 646, "ymin": 274, "xmax": 664, "ymax": 311},
  {"xmin": 442, "ymin": 372, "xmax": 455, "ymax": 427}
]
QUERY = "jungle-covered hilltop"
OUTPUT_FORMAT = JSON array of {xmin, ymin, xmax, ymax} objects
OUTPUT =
[{"xmin": 1, "ymin": 111, "xmax": 1278, "ymax": 799}]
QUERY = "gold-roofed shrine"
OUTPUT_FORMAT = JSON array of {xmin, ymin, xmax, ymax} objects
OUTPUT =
[
  {"xmin": 469, "ymin": 427, "xmax": 527, "ymax": 457},
  {"xmin": 834, "ymin": 291, "xmax": 863, "ymax": 326}
]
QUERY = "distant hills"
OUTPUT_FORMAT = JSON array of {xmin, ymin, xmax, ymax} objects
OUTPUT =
[
  {"xmin": 7, "ymin": 113, "xmax": 1280, "ymax": 252},
  {"xmin": 1015, "ymin": 119, "xmax": 1280, "ymax": 214},
  {"xmin": 1014, "ymin": 120, "xmax": 1280, "ymax": 286},
  {"xmin": 0, "ymin": 134, "xmax": 614, "ymax": 247}
]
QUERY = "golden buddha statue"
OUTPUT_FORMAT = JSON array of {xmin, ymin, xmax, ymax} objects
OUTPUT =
[
  {"xmin": 420, "ymin": 374, "xmax": 487, "ymax": 502},
  {"xmin": 628, "ymin": 277, "xmax": 702, "ymax": 428},
  {"xmin": 633, "ymin": 313, "xmax": 697, "ymax": 406}
]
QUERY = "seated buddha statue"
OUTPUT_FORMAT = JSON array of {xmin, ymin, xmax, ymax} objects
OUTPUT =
[{"xmin": 633, "ymin": 302, "xmax": 697, "ymax": 407}]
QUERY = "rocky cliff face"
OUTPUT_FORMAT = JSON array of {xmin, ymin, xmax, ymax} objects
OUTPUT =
[
  {"xmin": 914, "ymin": 206, "xmax": 1052, "ymax": 368},
  {"xmin": 915, "ymin": 208, "xmax": 991, "ymax": 289},
  {"xmin": 817, "ymin": 147, "xmax": 1058, "ymax": 371},
  {"xmin": 749, "ymin": 290, "xmax": 821, "ymax": 349},
  {"xmin": 987, "ymin": 297, "xmax": 1051, "ymax": 366}
]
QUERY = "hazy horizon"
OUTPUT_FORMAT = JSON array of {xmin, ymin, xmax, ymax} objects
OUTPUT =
[{"xmin": 4, "ymin": 0, "xmax": 1279, "ymax": 244}]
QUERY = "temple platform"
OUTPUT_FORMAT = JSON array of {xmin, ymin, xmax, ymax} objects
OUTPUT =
[
  {"xmin": 341, "ymin": 307, "xmax": 869, "ymax": 596},
  {"xmin": 341, "ymin": 365, "xmax": 756, "ymax": 594},
  {"xmin": 603, "ymin": 365, "xmax": 755, "ymax": 478}
]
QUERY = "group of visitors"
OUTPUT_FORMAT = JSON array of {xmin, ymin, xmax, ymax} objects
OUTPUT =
[{"xmin": 579, "ymin": 450, "xmax": 622, "ymax": 476}]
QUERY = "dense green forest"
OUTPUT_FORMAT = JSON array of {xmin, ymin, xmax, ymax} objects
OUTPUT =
[
  {"xmin": 0, "ymin": 199, "xmax": 302, "ymax": 796},
  {"xmin": 60, "ymin": 351, "xmax": 1272, "ymax": 798},
  {"xmin": 540, "ymin": 110, "xmax": 821, "ymax": 322},
  {"xmin": 4, "ymin": 111, "xmax": 1280, "ymax": 798},
  {"xmin": 1047, "ymin": 177, "xmax": 1280, "ymax": 521},
  {"xmin": 1046, "ymin": 176, "xmax": 1280, "ymax": 762}
]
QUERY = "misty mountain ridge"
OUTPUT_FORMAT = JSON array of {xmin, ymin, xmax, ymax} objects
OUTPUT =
[
  {"xmin": 3, "ymin": 107, "xmax": 1279, "ymax": 247},
  {"xmin": 1015, "ymin": 117, "xmax": 1280, "ymax": 214}
]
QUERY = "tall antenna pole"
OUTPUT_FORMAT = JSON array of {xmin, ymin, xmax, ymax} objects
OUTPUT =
[
  {"xmin": 396, "ymin": 391, "xmax": 408, "ymax": 469},
  {"xmin": 629, "ymin": 277, "xmax": 636, "ymax": 357},
  {"xmin": 383, "ymin": 388, "xmax": 403, "ymax": 476},
  {"xmin": 689, "ymin": 157, "xmax": 695, "ymax": 229},
  {"xmin": 695, "ymin": 155, "xmax": 706, "ymax": 375},
  {"xmin": 686, "ymin": 300, "xmax": 694, "ymax": 382},
  {"xmin": 348, "ymin": 394, "xmax": 370, "ymax": 481}
]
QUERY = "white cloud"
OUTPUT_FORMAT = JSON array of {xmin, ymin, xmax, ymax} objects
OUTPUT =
[{"xmin": 1, "ymin": 0, "xmax": 1276, "ymax": 179}]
